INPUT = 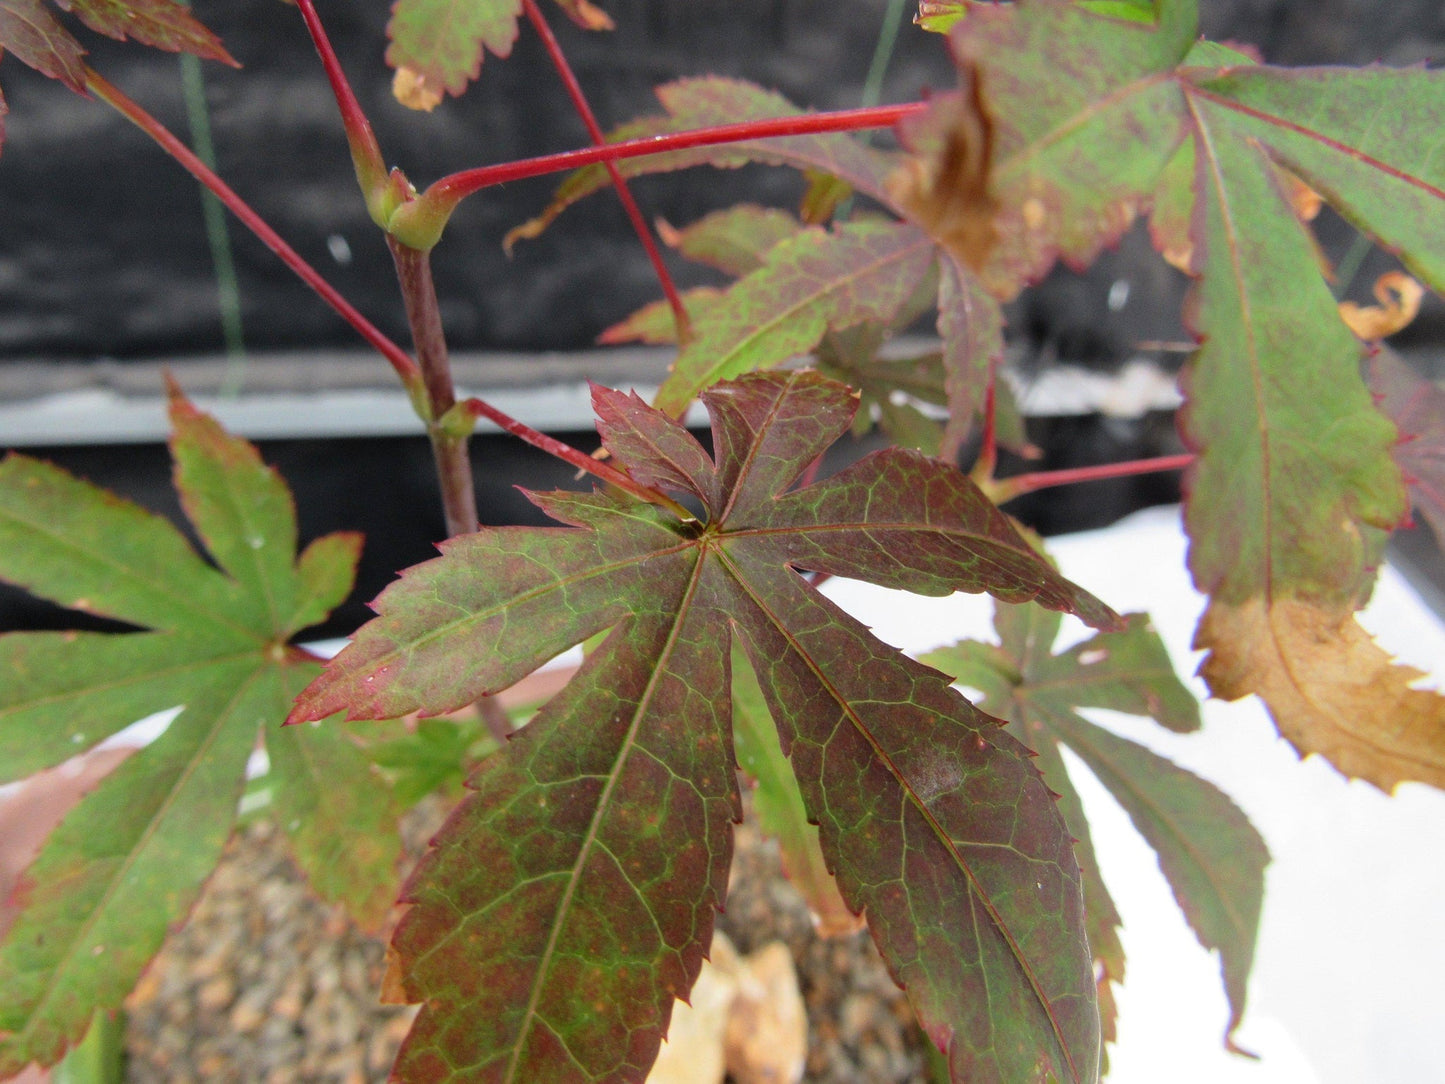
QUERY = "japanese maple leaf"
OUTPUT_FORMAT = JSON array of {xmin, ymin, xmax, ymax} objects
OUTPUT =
[
  {"xmin": 0, "ymin": 391, "xmax": 396, "ymax": 1074},
  {"xmin": 0, "ymin": 0, "xmax": 232, "ymax": 153},
  {"xmin": 729, "ymin": 643, "xmax": 861, "ymax": 938},
  {"xmin": 513, "ymin": 77, "xmax": 1007, "ymax": 455},
  {"xmin": 911, "ymin": 0, "xmax": 1445, "ymax": 790},
  {"xmin": 293, "ymin": 371, "xmax": 1123, "ymax": 1084},
  {"xmin": 1367, "ymin": 348, "xmax": 1445, "ymax": 549},
  {"xmin": 924, "ymin": 601, "xmax": 1268, "ymax": 1064},
  {"xmin": 387, "ymin": 0, "xmax": 612, "ymax": 107},
  {"xmin": 597, "ymin": 204, "xmax": 805, "ymax": 347}
]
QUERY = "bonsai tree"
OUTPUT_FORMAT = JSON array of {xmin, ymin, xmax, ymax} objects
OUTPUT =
[{"xmin": 1, "ymin": 0, "xmax": 1442, "ymax": 1080}]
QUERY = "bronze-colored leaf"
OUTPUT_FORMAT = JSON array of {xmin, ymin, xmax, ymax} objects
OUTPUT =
[
  {"xmin": 1338, "ymin": 271, "xmax": 1424, "ymax": 341},
  {"xmin": 887, "ymin": 67, "xmax": 998, "ymax": 272},
  {"xmin": 392, "ymin": 65, "xmax": 443, "ymax": 112},
  {"xmin": 1196, "ymin": 596, "xmax": 1445, "ymax": 792}
]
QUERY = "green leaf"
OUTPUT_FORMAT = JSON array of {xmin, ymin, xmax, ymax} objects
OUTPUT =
[
  {"xmin": 267, "ymin": 669, "xmax": 404, "ymax": 933},
  {"xmin": 505, "ymin": 77, "xmax": 902, "ymax": 247},
  {"xmin": 0, "ymin": 661, "xmax": 269, "ymax": 1069},
  {"xmin": 924, "ymin": 603, "xmax": 1268, "ymax": 1055},
  {"xmin": 365, "ymin": 715, "xmax": 486, "ymax": 807},
  {"xmin": 938, "ymin": 0, "xmax": 1197, "ymax": 298},
  {"xmin": 730, "ymin": 644, "xmax": 860, "ymax": 937},
  {"xmin": 0, "ymin": 631, "xmax": 239, "ymax": 781},
  {"xmin": 0, "ymin": 455, "xmax": 247, "ymax": 636},
  {"xmin": 0, "ymin": 396, "xmax": 383, "ymax": 1074},
  {"xmin": 917, "ymin": 0, "xmax": 1159, "ymax": 34},
  {"xmin": 386, "ymin": 0, "xmax": 522, "ymax": 101},
  {"xmin": 817, "ymin": 333, "xmax": 947, "ymax": 454},
  {"xmin": 295, "ymin": 372, "xmax": 1122, "ymax": 1083},
  {"xmin": 653, "ymin": 219, "xmax": 938, "ymax": 415},
  {"xmin": 658, "ymin": 204, "xmax": 803, "ymax": 278},
  {"xmin": 168, "ymin": 387, "xmax": 307, "ymax": 632},
  {"xmin": 597, "ymin": 287, "xmax": 722, "ymax": 346},
  {"xmin": 386, "ymin": 0, "xmax": 608, "ymax": 103},
  {"xmin": 917, "ymin": 0, "xmax": 1445, "ymax": 790}
]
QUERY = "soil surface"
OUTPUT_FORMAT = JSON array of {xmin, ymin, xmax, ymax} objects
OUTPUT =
[{"xmin": 122, "ymin": 792, "xmax": 935, "ymax": 1083}]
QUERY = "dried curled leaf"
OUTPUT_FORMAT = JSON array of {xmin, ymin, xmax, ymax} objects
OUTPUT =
[
  {"xmin": 1197, "ymin": 597, "xmax": 1445, "ymax": 792},
  {"xmin": 553, "ymin": 0, "xmax": 613, "ymax": 31},
  {"xmin": 887, "ymin": 69, "xmax": 998, "ymax": 272},
  {"xmin": 392, "ymin": 65, "xmax": 443, "ymax": 112},
  {"xmin": 1338, "ymin": 271, "xmax": 1425, "ymax": 341}
]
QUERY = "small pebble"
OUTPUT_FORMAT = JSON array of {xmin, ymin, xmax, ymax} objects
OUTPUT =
[{"xmin": 126, "ymin": 792, "xmax": 932, "ymax": 1082}]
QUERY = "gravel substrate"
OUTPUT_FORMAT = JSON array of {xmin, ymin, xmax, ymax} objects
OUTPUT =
[{"xmin": 123, "ymin": 792, "xmax": 933, "ymax": 1083}]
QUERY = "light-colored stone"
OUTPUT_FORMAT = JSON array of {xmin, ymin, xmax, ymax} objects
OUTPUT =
[
  {"xmin": 725, "ymin": 941, "xmax": 808, "ymax": 1084},
  {"xmin": 645, "ymin": 933, "xmax": 742, "ymax": 1084}
]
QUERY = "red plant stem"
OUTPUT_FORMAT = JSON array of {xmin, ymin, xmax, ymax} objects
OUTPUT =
[
  {"xmin": 459, "ymin": 398, "xmax": 695, "ymax": 521},
  {"xmin": 425, "ymin": 102, "xmax": 927, "ymax": 205},
  {"xmin": 84, "ymin": 66, "xmax": 693, "ymax": 519},
  {"xmin": 995, "ymin": 453, "xmax": 1196, "ymax": 502},
  {"xmin": 294, "ymin": 0, "xmax": 387, "ymax": 199},
  {"xmin": 84, "ymin": 68, "xmax": 424, "ymax": 393},
  {"xmin": 389, "ymin": 239, "xmax": 480, "ymax": 536},
  {"xmin": 522, "ymin": 0, "xmax": 690, "ymax": 340},
  {"xmin": 978, "ymin": 378, "xmax": 999, "ymax": 476}
]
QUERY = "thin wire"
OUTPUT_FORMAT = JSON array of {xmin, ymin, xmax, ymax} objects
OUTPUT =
[
  {"xmin": 176, "ymin": 31, "xmax": 247, "ymax": 394},
  {"xmin": 860, "ymin": 0, "xmax": 909, "ymax": 112}
]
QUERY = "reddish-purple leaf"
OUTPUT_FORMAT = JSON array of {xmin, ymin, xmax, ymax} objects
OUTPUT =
[
  {"xmin": 937, "ymin": 252, "xmax": 1006, "ymax": 460},
  {"xmin": 0, "ymin": 0, "xmax": 86, "ymax": 94},
  {"xmin": 54, "ymin": 0, "xmax": 233, "ymax": 64},
  {"xmin": 295, "ymin": 372, "xmax": 1120, "ymax": 1083},
  {"xmin": 1367, "ymin": 348, "xmax": 1445, "ymax": 548}
]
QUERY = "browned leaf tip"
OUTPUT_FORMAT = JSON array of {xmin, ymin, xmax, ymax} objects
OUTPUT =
[
  {"xmin": 392, "ymin": 65, "xmax": 443, "ymax": 112},
  {"xmin": 887, "ymin": 64, "xmax": 999, "ymax": 272},
  {"xmin": 1339, "ymin": 271, "xmax": 1425, "ymax": 341},
  {"xmin": 1196, "ymin": 596, "xmax": 1445, "ymax": 792}
]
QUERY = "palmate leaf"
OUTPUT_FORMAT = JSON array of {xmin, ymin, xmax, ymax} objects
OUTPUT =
[
  {"xmin": 518, "ymin": 76, "xmax": 1010, "ymax": 452},
  {"xmin": 653, "ymin": 218, "xmax": 938, "ymax": 416},
  {"xmin": 0, "ymin": 0, "xmax": 232, "ymax": 154},
  {"xmin": 598, "ymin": 205, "xmax": 803, "ymax": 347},
  {"xmin": 0, "ymin": 394, "xmax": 395, "ymax": 1074},
  {"xmin": 600, "ymin": 209, "xmax": 1013, "ymax": 457},
  {"xmin": 294, "ymin": 371, "xmax": 1123, "ymax": 1084},
  {"xmin": 924, "ymin": 602, "xmax": 1268, "ymax": 1060},
  {"xmin": 657, "ymin": 203, "xmax": 804, "ymax": 278},
  {"xmin": 386, "ymin": 0, "xmax": 611, "ymax": 108},
  {"xmin": 915, "ymin": 0, "xmax": 1445, "ymax": 790}
]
